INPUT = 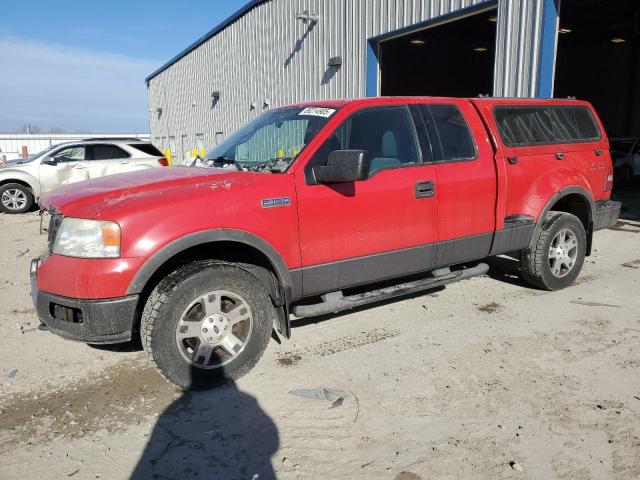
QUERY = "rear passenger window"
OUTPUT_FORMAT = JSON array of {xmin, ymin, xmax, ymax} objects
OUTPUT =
[
  {"xmin": 310, "ymin": 106, "xmax": 420, "ymax": 175},
  {"xmin": 91, "ymin": 145, "xmax": 130, "ymax": 160},
  {"xmin": 494, "ymin": 106, "xmax": 601, "ymax": 147},
  {"xmin": 418, "ymin": 105, "xmax": 476, "ymax": 162}
]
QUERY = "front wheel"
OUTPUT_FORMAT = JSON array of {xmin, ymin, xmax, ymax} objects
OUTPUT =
[
  {"xmin": 141, "ymin": 261, "xmax": 275, "ymax": 389},
  {"xmin": 520, "ymin": 212, "xmax": 586, "ymax": 291},
  {"xmin": 0, "ymin": 183, "xmax": 33, "ymax": 214}
]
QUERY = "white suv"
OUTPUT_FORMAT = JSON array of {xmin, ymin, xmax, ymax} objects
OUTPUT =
[{"xmin": 0, "ymin": 138, "xmax": 168, "ymax": 214}]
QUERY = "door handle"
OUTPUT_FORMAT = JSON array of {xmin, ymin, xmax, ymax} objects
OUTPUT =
[
  {"xmin": 415, "ymin": 180, "xmax": 435, "ymax": 199},
  {"xmin": 555, "ymin": 152, "xmax": 565, "ymax": 160},
  {"xmin": 73, "ymin": 164, "xmax": 86, "ymax": 169},
  {"xmin": 120, "ymin": 161, "xmax": 131, "ymax": 165}
]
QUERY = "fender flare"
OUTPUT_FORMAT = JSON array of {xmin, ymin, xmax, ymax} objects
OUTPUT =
[
  {"xmin": 126, "ymin": 228, "xmax": 294, "ymax": 305},
  {"xmin": 530, "ymin": 186, "xmax": 596, "ymax": 252}
]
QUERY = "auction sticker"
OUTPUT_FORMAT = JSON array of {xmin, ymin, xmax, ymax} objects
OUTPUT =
[{"xmin": 299, "ymin": 107, "xmax": 336, "ymax": 118}]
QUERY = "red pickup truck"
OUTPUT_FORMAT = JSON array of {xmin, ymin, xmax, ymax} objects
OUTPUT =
[{"xmin": 31, "ymin": 97, "xmax": 621, "ymax": 389}]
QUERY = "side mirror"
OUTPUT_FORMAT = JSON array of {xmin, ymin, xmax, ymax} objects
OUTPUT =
[
  {"xmin": 42, "ymin": 157, "xmax": 57, "ymax": 166},
  {"xmin": 312, "ymin": 150, "xmax": 370, "ymax": 184}
]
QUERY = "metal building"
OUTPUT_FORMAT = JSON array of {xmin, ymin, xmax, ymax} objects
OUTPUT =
[{"xmin": 146, "ymin": 0, "xmax": 640, "ymax": 165}]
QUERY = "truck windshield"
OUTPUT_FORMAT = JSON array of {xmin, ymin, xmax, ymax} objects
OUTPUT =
[{"xmin": 203, "ymin": 106, "xmax": 338, "ymax": 172}]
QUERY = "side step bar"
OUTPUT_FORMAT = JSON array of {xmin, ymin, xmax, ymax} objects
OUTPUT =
[{"xmin": 292, "ymin": 263, "xmax": 489, "ymax": 318}]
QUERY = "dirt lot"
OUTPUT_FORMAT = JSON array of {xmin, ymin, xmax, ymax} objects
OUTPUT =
[{"xmin": 1, "ymin": 196, "xmax": 639, "ymax": 480}]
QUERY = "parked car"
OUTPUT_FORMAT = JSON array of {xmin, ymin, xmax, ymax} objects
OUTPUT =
[
  {"xmin": 0, "ymin": 138, "xmax": 168, "ymax": 214},
  {"xmin": 32, "ymin": 97, "xmax": 620, "ymax": 389},
  {"xmin": 610, "ymin": 137, "xmax": 640, "ymax": 185}
]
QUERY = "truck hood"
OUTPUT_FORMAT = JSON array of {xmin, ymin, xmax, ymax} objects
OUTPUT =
[{"xmin": 40, "ymin": 167, "xmax": 277, "ymax": 219}]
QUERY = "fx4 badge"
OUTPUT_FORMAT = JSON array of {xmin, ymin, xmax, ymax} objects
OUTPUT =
[{"xmin": 261, "ymin": 197, "xmax": 292, "ymax": 208}]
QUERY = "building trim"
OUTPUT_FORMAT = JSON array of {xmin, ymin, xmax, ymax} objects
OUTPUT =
[
  {"xmin": 536, "ymin": 0, "xmax": 560, "ymax": 97},
  {"xmin": 145, "ymin": 0, "xmax": 271, "ymax": 83},
  {"xmin": 366, "ymin": 40, "xmax": 379, "ymax": 97}
]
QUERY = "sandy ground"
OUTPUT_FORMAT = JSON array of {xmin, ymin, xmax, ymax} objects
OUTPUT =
[{"xmin": 0, "ymin": 194, "xmax": 639, "ymax": 480}]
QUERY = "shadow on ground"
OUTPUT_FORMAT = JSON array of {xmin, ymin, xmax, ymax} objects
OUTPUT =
[{"xmin": 131, "ymin": 378, "xmax": 278, "ymax": 480}]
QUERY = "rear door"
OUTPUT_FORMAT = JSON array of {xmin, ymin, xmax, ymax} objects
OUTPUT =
[
  {"xmin": 413, "ymin": 100, "xmax": 497, "ymax": 264},
  {"xmin": 40, "ymin": 145, "xmax": 90, "ymax": 194},
  {"xmin": 295, "ymin": 103, "xmax": 439, "ymax": 296},
  {"xmin": 85, "ymin": 144, "xmax": 134, "ymax": 178}
]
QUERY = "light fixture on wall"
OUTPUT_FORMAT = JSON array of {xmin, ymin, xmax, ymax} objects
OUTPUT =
[
  {"xmin": 211, "ymin": 91, "xmax": 221, "ymax": 108},
  {"xmin": 473, "ymin": 47, "xmax": 488, "ymax": 52},
  {"xmin": 327, "ymin": 56, "xmax": 342, "ymax": 68},
  {"xmin": 296, "ymin": 9, "xmax": 318, "ymax": 25},
  {"xmin": 558, "ymin": 27, "xmax": 572, "ymax": 34},
  {"xmin": 156, "ymin": 107, "xmax": 163, "ymax": 119},
  {"xmin": 250, "ymin": 102, "xmax": 257, "ymax": 110},
  {"xmin": 410, "ymin": 39, "xmax": 426, "ymax": 45},
  {"xmin": 263, "ymin": 98, "xmax": 271, "ymax": 108},
  {"xmin": 488, "ymin": 15, "xmax": 497, "ymax": 22},
  {"xmin": 611, "ymin": 37, "xmax": 626, "ymax": 43}
]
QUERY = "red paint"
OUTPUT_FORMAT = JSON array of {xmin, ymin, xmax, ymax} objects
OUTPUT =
[{"xmin": 36, "ymin": 97, "xmax": 613, "ymax": 300}]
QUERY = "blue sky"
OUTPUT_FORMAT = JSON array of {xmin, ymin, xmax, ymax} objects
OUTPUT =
[{"xmin": 0, "ymin": 0, "xmax": 248, "ymax": 133}]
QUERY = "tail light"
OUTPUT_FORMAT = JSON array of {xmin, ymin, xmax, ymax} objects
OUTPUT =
[
  {"xmin": 604, "ymin": 168, "xmax": 614, "ymax": 192},
  {"xmin": 157, "ymin": 157, "xmax": 169, "ymax": 167}
]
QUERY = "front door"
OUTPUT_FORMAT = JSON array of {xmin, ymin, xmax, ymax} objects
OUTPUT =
[
  {"xmin": 39, "ymin": 145, "xmax": 90, "ymax": 195},
  {"xmin": 295, "ymin": 104, "xmax": 439, "ymax": 297}
]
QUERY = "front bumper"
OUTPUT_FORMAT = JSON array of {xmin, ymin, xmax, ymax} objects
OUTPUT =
[
  {"xmin": 594, "ymin": 200, "xmax": 622, "ymax": 231},
  {"xmin": 31, "ymin": 258, "xmax": 138, "ymax": 344}
]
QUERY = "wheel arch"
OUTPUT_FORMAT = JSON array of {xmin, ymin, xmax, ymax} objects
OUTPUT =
[
  {"xmin": 127, "ymin": 229, "xmax": 295, "ymax": 338},
  {"xmin": 531, "ymin": 186, "xmax": 596, "ymax": 255},
  {"xmin": 0, "ymin": 176, "xmax": 37, "ymax": 194}
]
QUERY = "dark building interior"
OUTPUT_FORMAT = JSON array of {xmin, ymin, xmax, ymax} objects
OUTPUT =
[
  {"xmin": 555, "ymin": 0, "xmax": 640, "ymax": 138},
  {"xmin": 379, "ymin": 9, "xmax": 497, "ymax": 98}
]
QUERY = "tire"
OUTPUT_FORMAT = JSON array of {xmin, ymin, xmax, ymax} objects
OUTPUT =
[
  {"xmin": 141, "ymin": 261, "xmax": 274, "ymax": 389},
  {"xmin": 520, "ymin": 212, "xmax": 586, "ymax": 291},
  {"xmin": 0, "ymin": 183, "xmax": 34, "ymax": 214}
]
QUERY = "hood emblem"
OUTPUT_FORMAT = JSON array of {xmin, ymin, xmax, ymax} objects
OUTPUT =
[{"xmin": 262, "ymin": 197, "xmax": 291, "ymax": 208}]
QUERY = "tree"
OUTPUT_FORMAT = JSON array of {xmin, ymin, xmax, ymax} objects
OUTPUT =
[{"xmin": 18, "ymin": 124, "xmax": 42, "ymax": 134}]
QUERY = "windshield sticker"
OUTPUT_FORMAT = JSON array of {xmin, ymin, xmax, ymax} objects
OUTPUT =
[{"xmin": 299, "ymin": 107, "xmax": 336, "ymax": 118}]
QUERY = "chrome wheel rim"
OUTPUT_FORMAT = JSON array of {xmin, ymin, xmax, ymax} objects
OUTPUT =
[
  {"xmin": 548, "ymin": 228, "xmax": 578, "ymax": 278},
  {"xmin": 1, "ymin": 189, "xmax": 27, "ymax": 211},
  {"xmin": 175, "ymin": 290, "xmax": 253, "ymax": 369}
]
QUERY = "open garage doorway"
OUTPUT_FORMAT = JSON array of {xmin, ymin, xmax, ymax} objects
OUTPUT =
[
  {"xmin": 555, "ymin": 0, "xmax": 640, "ymax": 138},
  {"xmin": 379, "ymin": 8, "xmax": 497, "ymax": 97}
]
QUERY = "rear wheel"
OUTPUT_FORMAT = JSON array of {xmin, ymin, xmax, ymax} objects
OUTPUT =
[
  {"xmin": 0, "ymin": 183, "xmax": 33, "ymax": 214},
  {"xmin": 141, "ymin": 261, "xmax": 274, "ymax": 389},
  {"xmin": 520, "ymin": 212, "xmax": 586, "ymax": 291}
]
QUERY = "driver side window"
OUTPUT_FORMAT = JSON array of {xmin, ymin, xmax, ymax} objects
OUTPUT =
[
  {"xmin": 309, "ymin": 106, "xmax": 420, "ymax": 176},
  {"xmin": 52, "ymin": 146, "xmax": 86, "ymax": 163}
]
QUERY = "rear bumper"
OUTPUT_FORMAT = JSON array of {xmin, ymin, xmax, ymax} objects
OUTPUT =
[
  {"xmin": 31, "ymin": 258, "xmax": 138, "ymax": 344},
  {"xmin": 594, "ymin": 200, "xmax": 622, "ymax": 231}
]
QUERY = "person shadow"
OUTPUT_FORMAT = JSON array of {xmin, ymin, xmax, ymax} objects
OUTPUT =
[{"xmin": 131, "ymin": 369, "xmax": 279, "ymax": 480}]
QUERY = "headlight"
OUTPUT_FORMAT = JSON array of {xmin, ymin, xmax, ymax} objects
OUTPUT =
[{"xmin": 53, "ymin": 218, "xmax": 121, "ymax": 258}]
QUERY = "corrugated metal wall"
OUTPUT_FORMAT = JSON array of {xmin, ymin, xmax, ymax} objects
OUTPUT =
[{"xmin": 148, "ymin": 0, "xmax": 546, "ymax": 163}]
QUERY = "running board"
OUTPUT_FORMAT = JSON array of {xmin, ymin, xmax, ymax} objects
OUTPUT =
[{"xmin": 292, "ymin": 263, "xmax": 489, "ymax": 318}]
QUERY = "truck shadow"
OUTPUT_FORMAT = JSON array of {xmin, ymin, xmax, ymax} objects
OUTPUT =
[
  {"xmin": 130, "ymin": 375, "xmax": 279, "ymax": 480},
  {"xmin": 484, "ymin": 254, "xmax": 533, "ymax": 289}
]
